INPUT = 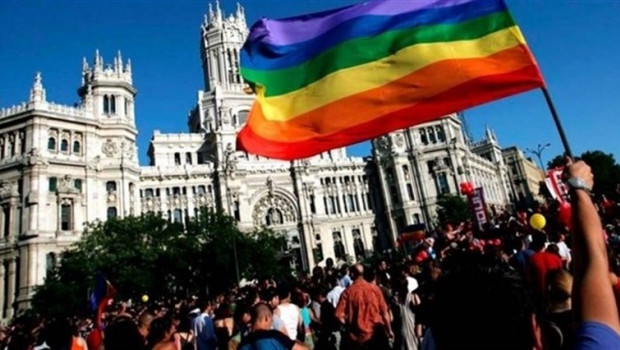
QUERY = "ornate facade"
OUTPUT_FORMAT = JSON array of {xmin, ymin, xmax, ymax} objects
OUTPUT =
[{"xmin": 0, "ymin": 3, "xmax": 519, "ymax": 318}]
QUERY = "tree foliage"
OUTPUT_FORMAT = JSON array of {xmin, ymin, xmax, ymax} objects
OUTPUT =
[
  {"xmin": 435, "ymin": 194, "xmax": 470, "ymax": 227},
  {"xmin": 547, "ymin": 150, "xmax": 620, "ymax": 199},
  {"xmin": 32, "ymin": 209, "xmax": 290, "ymax": 319}
]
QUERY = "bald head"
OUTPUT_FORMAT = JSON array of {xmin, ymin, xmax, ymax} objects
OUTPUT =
[
  {"xmin": 251, "ymin": 303, "xmax": 273, "ymax": 330},
  {"xmin": 351, "ymin": 264, "xmax": 364, "ymax": 280}
]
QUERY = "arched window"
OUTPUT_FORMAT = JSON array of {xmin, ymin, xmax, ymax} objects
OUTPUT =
[
  {"xmin": 185, "ymin": 152, "xmax": 192, "ymax": 165},
  {"xmin": 436, "ymin": 126, "xmax": 446, "ymax": 142},
  {"xmin": 106, "ymin": 181, "xmax": 117, "ymax": 193},
  {"xmin": 174, "ymin": 152, "xmax": 181, "ymax": 165},
  {"xmin": 333, "ymin": 232, "xmax": 346, "ymax": 259},
  {"xmin": 353, "ymin": 229, "xmax": 365, "ymax": 259},
  {"xmin": 46, "ymin": 252, "xmax": 57, "ymax": 275},
  {"xmin": 107, "ymin": 207, "xmax": 117, "ymax": 219},
  {"xmin": 47, "ymin": 137, "xmax": 56, "ymax": 151},
  {"xmin": 73, "ymin": 141, "xmax": 81, "ymax": 154},
  {"xmin": 103, "ymin": 95, "xmax": 110, "ymax": 114},
  {"xmin": 110, "ymin": 95, "xmax": 116, "ymax": 114},
  {"xmin": 60, "ymin": 139, "xmax": 69, "ymax": 152}
]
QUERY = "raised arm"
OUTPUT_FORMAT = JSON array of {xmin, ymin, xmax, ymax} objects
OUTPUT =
[{"xmin": 568, "ymin": 160, "xmax": 620, "ymax": 335}]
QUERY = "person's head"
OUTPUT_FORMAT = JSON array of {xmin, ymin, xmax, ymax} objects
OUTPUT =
[
  {"xmin": 104, "ymin": 316, "xmax": 145, "ymax": 350},
  {"xmin": 261, "ymin": 287, "xmax": 279, "ymax": 308},
  {"xmin": 277, "ymin": 284, "xmax": 291, "ymax": 302},
  {"xmin": 547, "ymin": 269, "xmax": 573, "ymax": 307},
  {"xmin": 326, "ymin": 258, "xmax": 334, "ymax": 269},
  {"xmin": 137, "ymin": 310, "xmax": 155, "ymax": 339},
  {"xmin": 147, "ymin": 317, "xmax": 176, "ymax": 347},
  {"xmin": 530, "ymin": 231, "xmax": 547, "ymax": 252},
  {"xmin": 250, "ymin": 303, "xmax": 273, "ymax": 331},
  {"xmin": 378, "ymin": 260, "xmax": 388, "ymax": 271},
  {"xmin": 234, "ymin": 301, "xmax": 252, "ymax": 329},
  {"xmin": 327, "ymin": 274, "xmax": 340, "ymax": 288},
  {"xmin": 430, "ymin": 254, "xmax": 541, "ymax": 350},
  {"xmin": 363, "ymin": 266, "xmax": 376, "ymax": 283},
  {"xmin": 350, "ymin": 264, "xmax": 364, "ymax": 281},
  {"xmin": 546, "ymin": 244, "xmax": 560, "ymax": 258}
]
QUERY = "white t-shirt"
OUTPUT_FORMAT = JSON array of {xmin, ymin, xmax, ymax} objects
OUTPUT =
[
  {"xmin": 407, "ymin": 276, "xmax": 419, "ymax": 293},
  {"xmin": 327, "ymin": 285, "xmax": 345, "ymax": 308},
  {"xmin": 277, "ymin": 302, "xmax": 300, "ymax": 340}
]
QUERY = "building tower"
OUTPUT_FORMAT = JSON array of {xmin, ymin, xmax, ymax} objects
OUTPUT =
[{"xmin": 79, "ymin": 50, "xmax": 141, "ymax": 220}]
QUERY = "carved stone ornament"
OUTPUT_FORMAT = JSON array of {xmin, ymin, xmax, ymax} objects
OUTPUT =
[
  {"xmin": 56, "ymin": 175, "xmax": 79, "ymax": 194},
  {"xmin": 376, "ymin": 135, "xmax": 390, "ymax": 155},
  {"xmin": 0, "ymin": 181, "xmax": 18, "ymax": 199},
  {"xmin": 394, "ymin": 133, "xmax": 405, "ymax": 148},
  {"xmin": 102, "ymin": 139, "xmax": 118, "ymax": 157},
  {"xmin": 252, "ymin": 192, "xmax": 297, "ymax": 226}
]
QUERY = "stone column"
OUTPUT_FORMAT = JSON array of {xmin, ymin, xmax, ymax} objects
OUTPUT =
[
  {"xmin": 5, "ymin": 259, "xmax": 16, "ymax": 320},
  {"xmin": 0, "ymin": 262, "xmax": 5, "ymax": 319},
  {"xmin": 341, "ymin": 226, "xmax": 356, "ymax": 262}
]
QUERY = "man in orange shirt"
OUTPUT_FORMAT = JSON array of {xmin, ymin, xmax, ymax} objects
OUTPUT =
[{"xmin": 335, "ymin": 264, "xmax": 393, "ymax": 349}]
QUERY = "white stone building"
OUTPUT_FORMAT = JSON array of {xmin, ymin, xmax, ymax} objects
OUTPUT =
[
  {"xmin": 373, "ymin": 116, "xmax": 513, "ymax": 234},
  {"xmin": 0, "ymin": 3, "xmax": 518, "ymax": 317}
]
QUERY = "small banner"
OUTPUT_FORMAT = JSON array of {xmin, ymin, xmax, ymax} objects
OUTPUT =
[
  {"xmin": 545, "ymin": 167, "xmax": 570, "ymax": 203},
  {"xmin": 468, "ymin": 187, "xmax": 488, "ymax": 231}
]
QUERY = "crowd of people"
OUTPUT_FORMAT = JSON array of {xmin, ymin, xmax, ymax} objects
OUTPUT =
[{"xmin": 0, "ymin": 160, "xmax": 619, "ymax": 350}]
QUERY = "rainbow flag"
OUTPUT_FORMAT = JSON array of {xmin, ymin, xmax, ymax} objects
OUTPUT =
[{"xmin": 238, "ymin": 0, "xmax": 545, "ymax": 160}]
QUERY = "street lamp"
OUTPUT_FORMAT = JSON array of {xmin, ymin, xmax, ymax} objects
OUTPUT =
[{"xmin": 525, "ymin": 143, "xmax": 551, "ymax": 170}]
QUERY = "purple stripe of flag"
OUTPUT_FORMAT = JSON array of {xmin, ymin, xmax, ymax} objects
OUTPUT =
[{"xmin": 248, "ymin": 0, "xmax": 477, "ymax": 46}]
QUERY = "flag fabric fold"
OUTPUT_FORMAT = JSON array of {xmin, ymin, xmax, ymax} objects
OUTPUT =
[{"xmin": 238, "ymin": 0, "xmax": 545, "ymax": 160}]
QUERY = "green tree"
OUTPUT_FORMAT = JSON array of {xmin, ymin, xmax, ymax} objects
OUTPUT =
[
  {"xmin": 435, "ymin": 194, "xmax": 470, "ymax": 227},
  {"xmin": 32, "ymin": 209, "xmax": 291, "ymax": 318}
]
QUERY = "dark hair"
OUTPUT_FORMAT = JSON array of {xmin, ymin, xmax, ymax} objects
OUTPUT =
[
  {"xmin": 104, "ymin": 316, "xmax": 145, "ymax": 350},
  {"xmin": 363, "ymin": 266, "xmax": 376, "ymax": 283},
  {"xmin": 146, "ymin": 317, "xmax": 173, "ymax": 349},
  {"xmin": 430, "ymin": 253, "xmax": 537, "ymax": 350}
]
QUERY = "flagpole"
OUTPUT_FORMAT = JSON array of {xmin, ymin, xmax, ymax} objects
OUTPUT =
[{"xmin": 541, "ymin": 87, "xmax": 573, "ymax": 159}]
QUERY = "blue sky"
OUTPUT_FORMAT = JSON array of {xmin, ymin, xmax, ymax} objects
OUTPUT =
[{"xmin": 1, "ymin": 0, "xmax": 619, "ymax": 166}]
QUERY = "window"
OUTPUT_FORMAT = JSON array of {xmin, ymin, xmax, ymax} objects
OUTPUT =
[
  {"xmin": 407, "ymin": 184, "xmax": 415, "ymax": 201},
  {"xmin": 124, "ymin": 99, "xmax": 128, "ymax": 115},
  {"xmin": 197, "ymin": 152, "xmax": 204, "ymax": 164},
  {"xmin": 353, "ymin": 229, "xmax": 365, "ymax": 259},
  {"xmin": 103, "ymin": 95, "xmax": 110, "ymax": 114},
  {"xmin": 145, "ymin": 189, "xmax": 154, "ymax": 198},
  {"xmin": 436, "ymin": 126, "xmax": 446, "ymax": 142},
  {"xmin": 74, "ymin": 179, "xmax": 82, "ymax": 192},
  {"xmin": 238, "ymin": 110, "xmax": 249, "ymax": 125},
  {"xmin": 173, "ymin": 209, "xmax": 182, "ymax": 223},
  {"xmin": 347, "ymin": 194, "xmax": 355, "ymax": 212},
  {"xmin": 390, "ymin": 186, "xmax": 399, "ymax": 205},
  {"xmin": 47, "ymin": 137, "xmax": 56, "ymax": 151},
  {"xmin": 106, "ymin": 181, "xmax": 116, "ymax": 193},
  {"xmin": 309, "ymin": 195, "xmax": 316, "ymax": 214},
  {"xmin": 420, "ymin": 129, "xmax": 428, "ymax": 145},
  {"xmin": 185, "ymin": 152, "xmax": 192, "ymax": 165},
  {"xmin": 61, "ymin": 203, "xmax": 72, "ymax": 230},
  {"xmin": 73, "ymin": 141, "xmax": 81, "ymax": 154},
  {"xmin": 428, "ymin": 127, "xmax": 437, "ymax": 143},
  {"xmin": 174, "ymin": 153, "xmax": 181, "ymax": 165},
  {"xmin": 413, "ymin": 213, "xmax": 421, "ymax": 224},
  {"xmin": 402, "ymin": 165, "xmax": 410, "ymax": 180},
  {"xmin": 437, "ymin": 173, "xmax": 450, "ymax": 194},
  {"xmin": 330, "ymin": 197, "xmax": 337, "ymax": 215},
  {"xmin": 2, "ymin": 206, "xmax": 9, "ymax": 237},
  {"xmin": 110, "ymin": 95, "xmax": 116, "ymax": 114},
  {"xmin": 173, "ymin": 187, "xmax": 180, "ymax": 195},
  {"xmin": 107, "ymin": 207, "xmax": 117, "ymax": 219},
  {"xmin": 46, "ymin": 253, "xmax": 56, "ymax": 276},
  {"xmin": 197, "ymin": 185, "xmax": 206, "ymax": 195},
  {"xmin": 333, "ymin": 232, "xmax": 346, "ymax": 259},
  {"xmin": 49, "ymin": 177, "xmax": 57, "ymax": 192},
  {"xmin": 60, "ymin": 139, "xmax": 69, "ymax": 152},
  {"xmin": 342, "ymin": 195, "xmax": 348, "ymax": 213}
]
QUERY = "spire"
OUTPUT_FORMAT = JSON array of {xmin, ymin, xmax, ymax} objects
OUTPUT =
[
  {"xmin": 94, "ymin": 49, "xmax": 103, "ymax": 72},
  {"xmin": 125, "ymin": 58, "xmax": 132, "ymax": 73},
  {"xmin": 215, "ymin": 0, "xmax": 222, "ymax": 23},
  {"xmin": 82, "ymin": 57, "xmax": 89, "ymax": 72},
  {"xmin": 115, "ymin": 50, "xmax": 123, "ymax": 73},
  {"xmin": 236, "ymin": 2, "xmax": 246, "ymax": 28},
  {"xmin": 209, "ymin": 3, "xmax": 214, "ymax": 21},
  {"xmin": 29, "ymin": 72, "xmax": 46, "ymax": 103}
]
